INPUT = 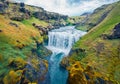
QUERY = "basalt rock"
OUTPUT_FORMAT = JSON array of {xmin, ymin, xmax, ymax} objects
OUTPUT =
[
  {"xmin": 33, "ymin": 24, "xmax": 48, "ymax": 35},
  {"xmin": 60, "ymin": 57, "xmax": 69, "ymax": 69},
  {"xmin": 23, "ymin": 58, "xmax": 49, "ymax": 84},
  {"xmin": 108, "ymin": 23, "xmax": 120, "ymax": 39},
  {"xmin": 0, "ymin": 2, "xmax": 5, "ymax": 14},
  {"xmin": 32, "ymin": 23, "xmax": 54, "ymax": 35}
]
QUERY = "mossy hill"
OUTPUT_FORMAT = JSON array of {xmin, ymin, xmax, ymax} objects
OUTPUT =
[{"xmin": 61, "ymin": 1, "xmax": 120, "ymax": 84}]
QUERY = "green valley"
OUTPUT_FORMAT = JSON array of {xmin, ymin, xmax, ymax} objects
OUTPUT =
[{"xmin": 0, "ymin": 0, "xmax": 120, "ymax": 84}]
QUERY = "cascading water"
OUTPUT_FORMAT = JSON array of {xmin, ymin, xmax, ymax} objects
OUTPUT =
[{"xmin": 46, "ymin": 26, "xmax": 86, "ymax": 84}]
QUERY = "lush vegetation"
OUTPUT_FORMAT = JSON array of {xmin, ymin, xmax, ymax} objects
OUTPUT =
[
  {"xmin": 0, "ymin": 4, "xmax": 53, "ymax": 83},
  {"xmin": 0, "ymin": 0, "xmax": 120, "ymax": 84},
  {"xmin": 67, "ymin": 1, "xmax": 120, "ymax": 83},
  {"xmin": 22, "ymin": 17, "xmax": 49, "ymax": 27}
]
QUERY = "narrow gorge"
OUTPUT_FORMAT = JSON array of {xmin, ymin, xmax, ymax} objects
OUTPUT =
[{"xmin": 46, "ymin": 26, "xmax": 86, "ymax": 84}]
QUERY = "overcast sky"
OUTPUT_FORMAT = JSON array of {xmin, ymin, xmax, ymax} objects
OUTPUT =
[{"xmin": 12, "ymin": 0, "xmax": 119, "ymax": 16}]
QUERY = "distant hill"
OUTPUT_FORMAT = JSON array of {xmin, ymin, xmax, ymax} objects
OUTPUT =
[{"xmin": 76, "ymin": 2, "xmax": 117, "ymax": 31}]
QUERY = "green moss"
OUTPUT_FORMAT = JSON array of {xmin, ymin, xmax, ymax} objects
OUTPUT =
[
  {"xmin": 3, "ymin": 70, "xmax": 23, "ymax": 84},
  {"xmin": 76, "ymin": 25, "xmax": 88, "ymax": 31},
  {"xmin": 70, "ymin": 51, "xmax": 86, "ymax": 61},
  {"xmin": 22, "ymin": 17, "xmax": 49, "ymax": 27}
]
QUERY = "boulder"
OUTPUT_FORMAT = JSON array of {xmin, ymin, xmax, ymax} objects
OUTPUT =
[
  {"xmin": 24, "ymin": 59, "xmax": 49, "ymax": 83},
  {"xmin": 112, "ymin": 23, "xmax": 120, "ymax": 38},
  {"xmin": 0, "ymin": 2, "xmax": 4, "ymax": 13},
  {"xmin": 60, "ymin": 57, "xmax": 69, "ymax": 69}
]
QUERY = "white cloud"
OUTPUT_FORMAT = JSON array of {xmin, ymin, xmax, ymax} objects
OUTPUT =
[{"xmin": 12, "ymin": 0, "xmax": 119, "ymax": 16}]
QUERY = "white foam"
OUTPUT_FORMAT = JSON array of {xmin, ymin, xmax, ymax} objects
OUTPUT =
[{"xmin": 46, "ymin": 26, "xmax": 86, "ymax": 55}]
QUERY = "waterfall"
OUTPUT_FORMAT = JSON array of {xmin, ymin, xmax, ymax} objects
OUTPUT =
[
  {"xmin": 46, "ymin": 26, "xmax": 86, "ymax": 55},
  {"xmin": 46, "ymin": 26, "xmax": 86, "ymax": 84}
]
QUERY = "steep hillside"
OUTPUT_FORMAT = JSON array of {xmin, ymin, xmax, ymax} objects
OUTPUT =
[
  {"xmin": 74, "ymin": 1, "xmax": 120, "ymax": 49},
  {"xmin": 62, "ymin": 1, "xmax": 120, "ymax": 84}
]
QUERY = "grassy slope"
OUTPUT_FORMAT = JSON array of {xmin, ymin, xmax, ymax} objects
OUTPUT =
[
  {"xmin": 66, "ymin": 16, "xmax": 86, "ymax": 26},
  {"xmin": 22, "ymin": 17, "xmax": 49, "ymax": 27},
  {"xmin": 0, "ymin": 14, "xmax": 49, "ymax": 82},
  {"xmin": 71, "ymin": 2, "xmax": 120, "ymax": 83},
  {"xmin": 74, "ymin": 2, "xmax": 120, "ymax": 49},
  {"xmin": 0, "ymin": 15, "xmax": 43, "ymax": 46}
]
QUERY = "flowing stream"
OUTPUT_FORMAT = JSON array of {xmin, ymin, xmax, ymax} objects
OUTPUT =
[{"xmin": 46, "ymin": 26, "xmax": 86, "ymax": 84}]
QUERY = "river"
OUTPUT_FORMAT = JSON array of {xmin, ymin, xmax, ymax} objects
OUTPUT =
[{"xmin": 46, "ymin": 26, "xmax": 86, "ymax": 84}]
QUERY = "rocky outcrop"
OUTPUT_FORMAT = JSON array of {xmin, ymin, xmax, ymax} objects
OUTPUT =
[
  {"xmin": 108, "ymin": 23, "xmax": 120, "ymax": 39},
  {"xmin": 0, "ymin": 1, "xmax": 8, "ymax": 14},
  {"xmin": 3, "ymin": 43, "xmax": 52, "ymax": 84},
  {"xmin": 0, "ymin": 2, "xmax": 4, "ymax": 13},
  {"xmin": 60, "ymin": 57, "xmax": 69, "ymax": 69},
  {"xmin": 23, "ymin": 59, "xmax": 49, "ymax": 84},
  {"xmin": 101, "ymin": 23, "xmax": 120, "ymax": 39},
  {"xmin": 33, "ymin": 11, "xmax": 68, "ymax": 21},
  {"xmin": 33, "ymin": 11, "xmax": 68, "ymax": 28},
  {"xmin": 10, "ymin": 4, "xmax": 31, "ymax": 21},
  {"xmin": 4, "ymin": 56, "xmax": 49, "ymax": 84},
  {"xmin": 32, "ymin": 23, "xmax": 54, "ymax": 35}
]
